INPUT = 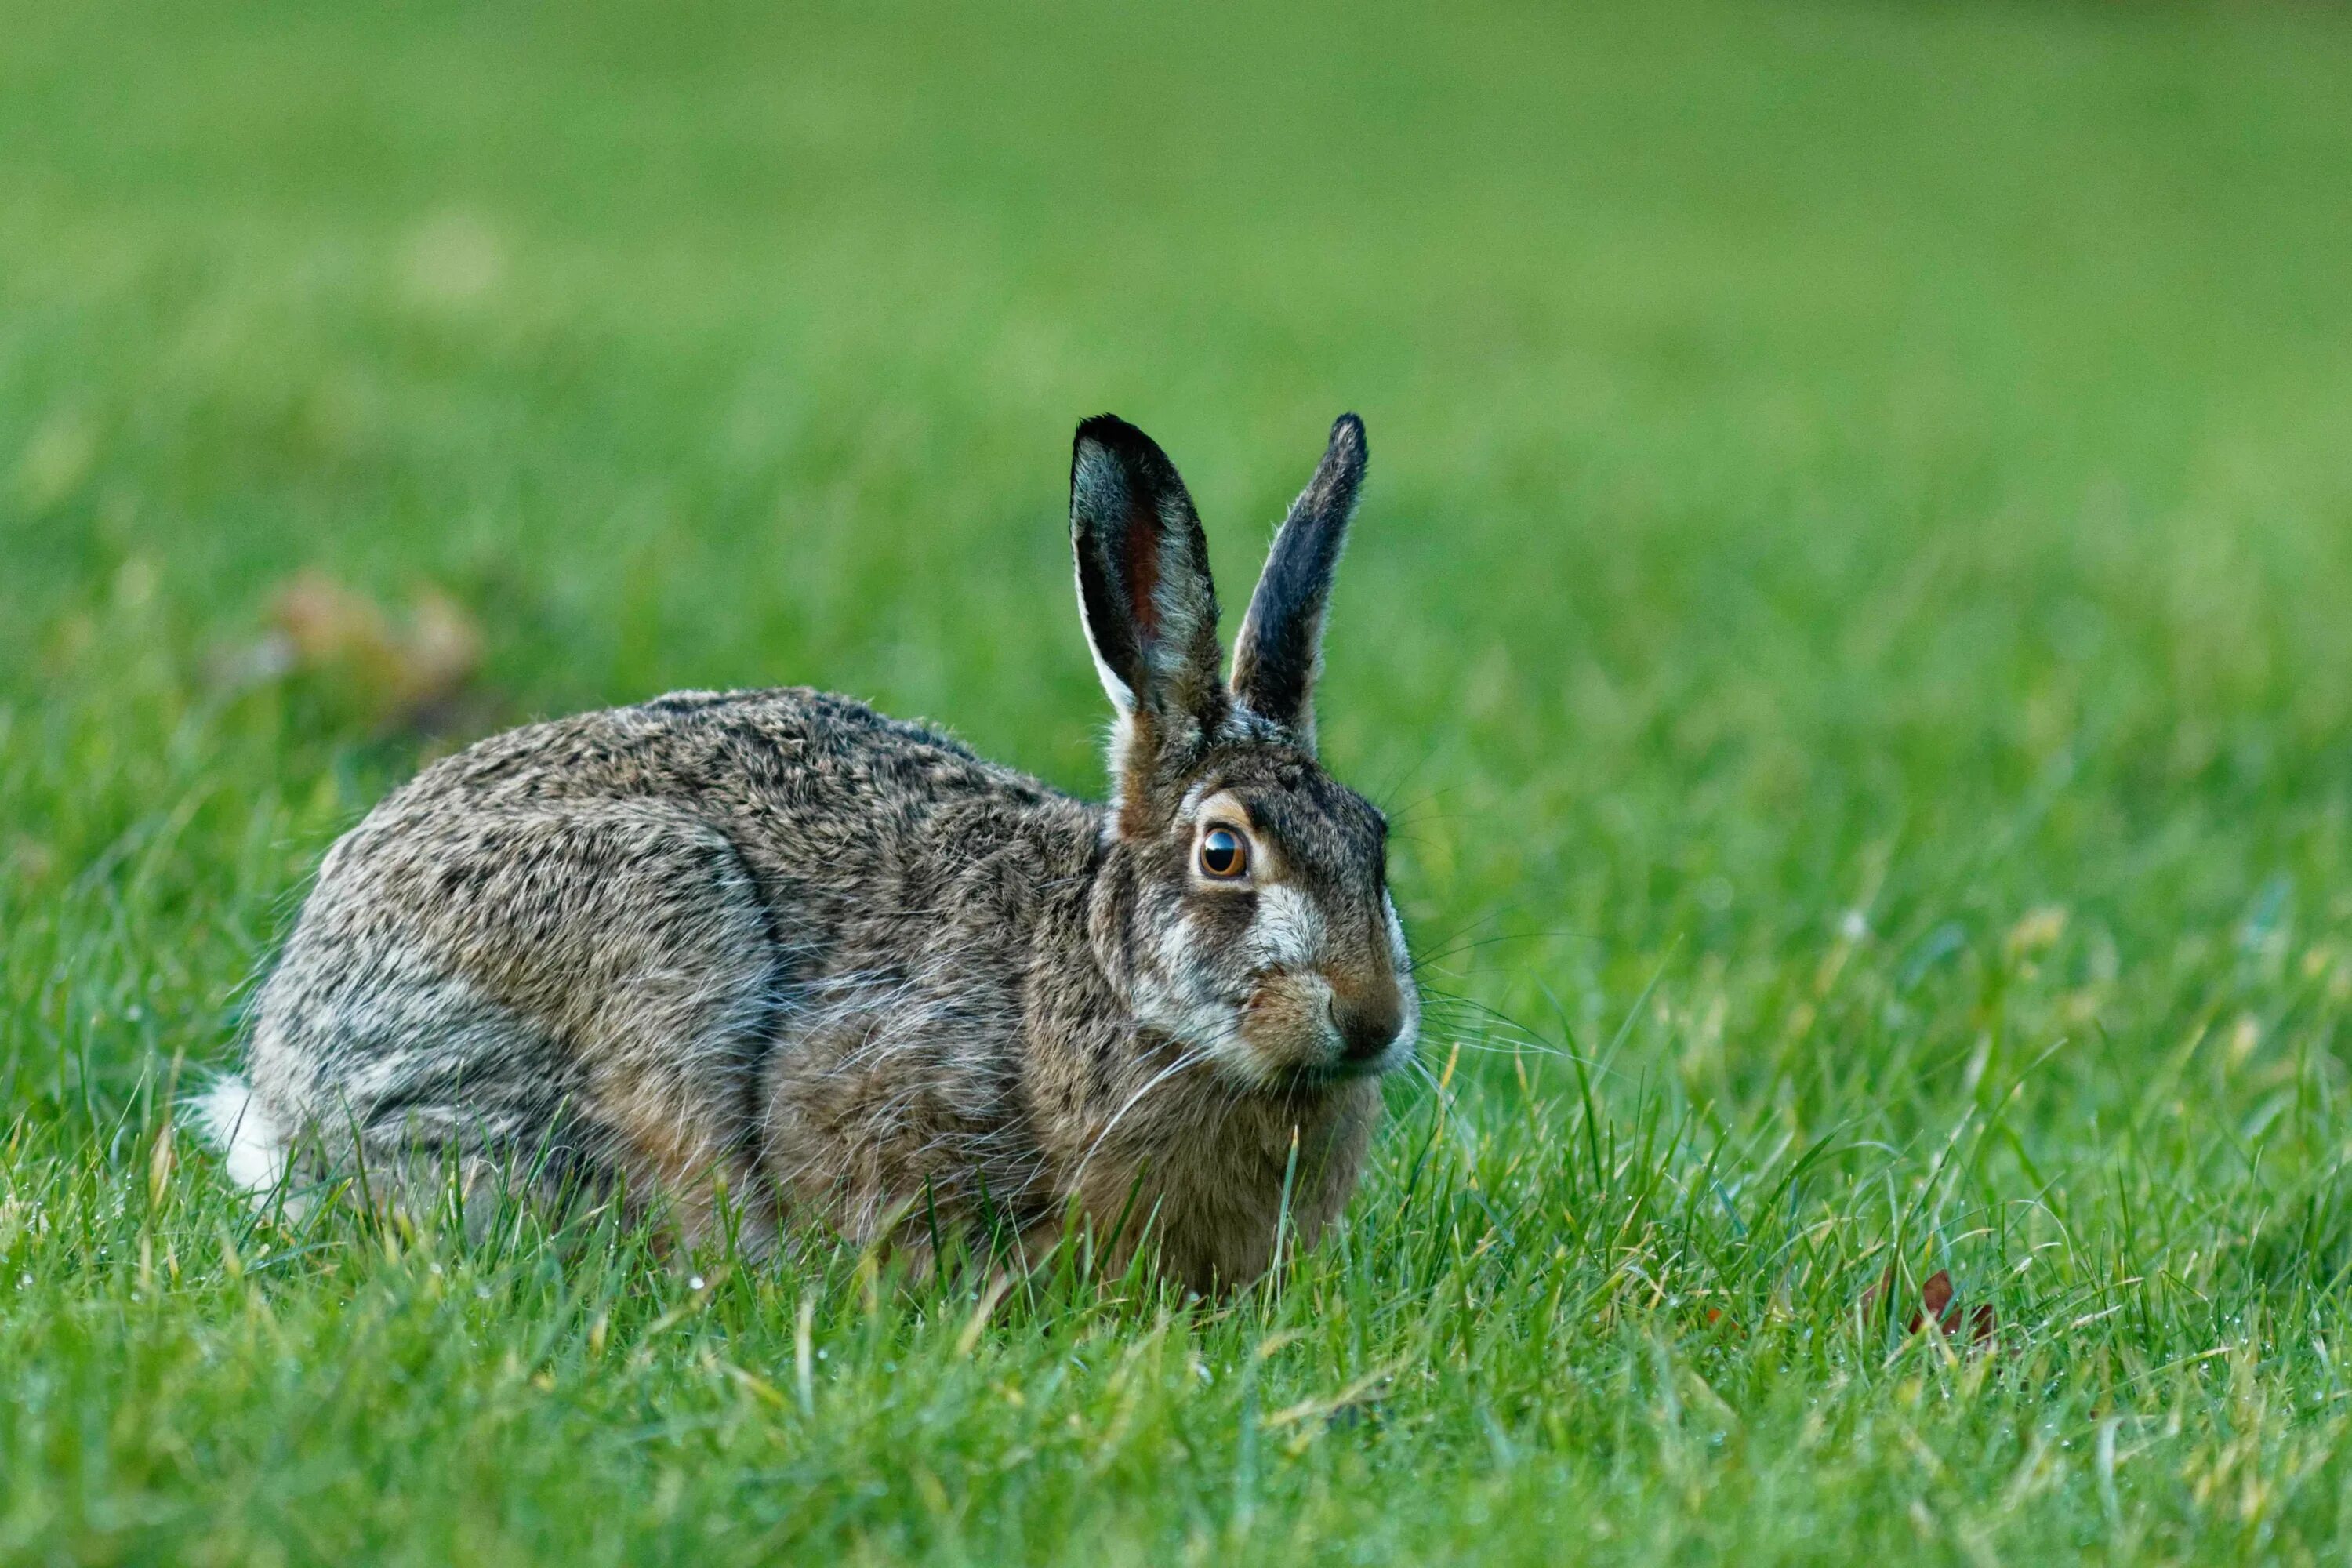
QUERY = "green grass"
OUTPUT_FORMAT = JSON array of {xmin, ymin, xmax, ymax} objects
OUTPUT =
[{"xmin": 6, "ymin": 0, "xmax": 2352, "ymax": 1559}]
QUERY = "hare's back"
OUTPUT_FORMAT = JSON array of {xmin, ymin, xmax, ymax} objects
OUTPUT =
[
  {"xmin": 241, "ymin": 684, "xmax": 1082, "ymax": 1224},
  {"xmin": 412, "ymin": 685, "xmax": 1019, "ymax": 808}
]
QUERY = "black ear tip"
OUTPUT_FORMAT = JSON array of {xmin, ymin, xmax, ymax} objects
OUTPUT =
[
  {"xmin": 1073, "ymin": 414, "xmax": 1184, "ymax": 492},
  {"xmin": 1074, "ymin": 413, "xmax": 1165, "ymax": 464},
  {"xmin": 1327, "ymin": 412, "xmax": 1367, "ymax": 466},
  {"xmin": 1076, "ymin": 412, "xmax": 1141, "ymax": 448}
]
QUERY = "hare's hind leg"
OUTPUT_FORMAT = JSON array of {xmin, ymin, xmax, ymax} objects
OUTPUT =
[{"xmin": 247, "ymin": 800, "xmax": 787, "ymax": 1243}]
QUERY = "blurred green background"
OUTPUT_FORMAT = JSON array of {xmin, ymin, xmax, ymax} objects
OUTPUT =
[{"xmin": 5, "ymin": 1, "xmax": 2352, "ymax": 1561}]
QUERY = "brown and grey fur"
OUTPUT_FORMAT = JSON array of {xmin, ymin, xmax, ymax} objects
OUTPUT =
[{"xmin": 198, "ymin": 414, "xmax": 1415, "ymax": 1293}]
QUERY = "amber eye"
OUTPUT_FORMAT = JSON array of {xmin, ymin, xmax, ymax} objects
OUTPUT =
[{"xmin": 1198, "ymin": 826, "xmax": 1250, "ymax": 880}]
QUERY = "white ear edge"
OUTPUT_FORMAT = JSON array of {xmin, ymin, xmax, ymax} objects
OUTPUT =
[
  {"xmin": 1073, "ymin": 557, "xmax": 1138, "ymax": 711},
  {"xmin": 1073, "ymin": 441, "xmax": 1149, "ymax": 713},
  {"xmin": 1075, "ymin": 549, "xmax": 1139, "ymax": 823}
]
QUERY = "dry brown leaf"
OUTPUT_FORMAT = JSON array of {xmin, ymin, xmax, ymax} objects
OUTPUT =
[
  {"xmin": 1865, "ymin": 1264, "xmax": 1998, "ymax": 1349},
  {"xmin": 217, "ymin": 569, "xmax": 486, "ymax": 733}
]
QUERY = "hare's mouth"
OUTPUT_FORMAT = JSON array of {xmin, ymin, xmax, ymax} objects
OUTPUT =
[{"xmin": 1266, "ymin": 1054, "xmax": 1391, "ymax": 1094}]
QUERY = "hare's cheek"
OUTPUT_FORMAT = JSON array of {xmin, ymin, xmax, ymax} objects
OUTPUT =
[
  {"xmin": 1127, "ymin": 913, "xmax": 1248, "ymax": 1055},
  {"xmin": 1135, "ymin": 986, "xmax": 1243, "ymax": 1058}
]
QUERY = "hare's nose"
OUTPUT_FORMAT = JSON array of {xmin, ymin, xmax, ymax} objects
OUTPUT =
[{"xmin": 1331, "ymin": 989, "xmax": 1404, "ymax": 1065}]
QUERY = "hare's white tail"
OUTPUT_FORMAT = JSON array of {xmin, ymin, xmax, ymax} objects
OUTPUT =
[{"xmin": 191, "ymin": 1075, "xmax": 290, "ymax": 1198}]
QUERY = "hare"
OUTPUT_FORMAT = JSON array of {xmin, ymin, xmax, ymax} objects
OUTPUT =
[{"xmin": 198, "ymin": 413, "xmax": 1416, "ymax": 1291}]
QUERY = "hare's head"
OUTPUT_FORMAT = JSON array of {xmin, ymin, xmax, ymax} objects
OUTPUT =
[{"xmin": 1072, "ymin": 413, "xmax": 1416, "ymax": 1089}]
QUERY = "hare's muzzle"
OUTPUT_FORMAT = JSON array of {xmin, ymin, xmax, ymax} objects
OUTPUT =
[{"xmin": 1239, "ymin": 966, "xmax": 1412, "ymax": 1083}]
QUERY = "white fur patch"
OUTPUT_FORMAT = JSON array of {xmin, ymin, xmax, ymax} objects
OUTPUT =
[
  {"xmin": 1380, "ymin": 891, "xmax": 1421, "ymax": 1068},
  {"xmin": 191, "ymin": 1075, "xmax": 289, "ymax": 1200},
  {"xmin": 1249, "ymin": 883, "xmax": 1326, "ymax": 972},
  {"xmin": 1099, "ymin": 709, "xmax": 1138, "ymax": 826}
]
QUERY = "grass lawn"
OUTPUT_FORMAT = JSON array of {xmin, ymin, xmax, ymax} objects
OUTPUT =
[{"xmin": 6, "ymin": 0, "xmax": 2352, "ymax": 1559}]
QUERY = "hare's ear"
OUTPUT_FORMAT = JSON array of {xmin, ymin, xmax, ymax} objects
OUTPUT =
[
  {"xmin": 1232, "ymin": 413, "xmax": 1367, "ymax": 750},
  {"xmin": 1070, "ymin": 416, "xmax": 1226, "ymax": 818}
]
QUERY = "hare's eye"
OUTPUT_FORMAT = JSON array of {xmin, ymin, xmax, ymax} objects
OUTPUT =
[{"xmin": 1198, "ymin": 826, "xmax": 1250, "ymax": 880}]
